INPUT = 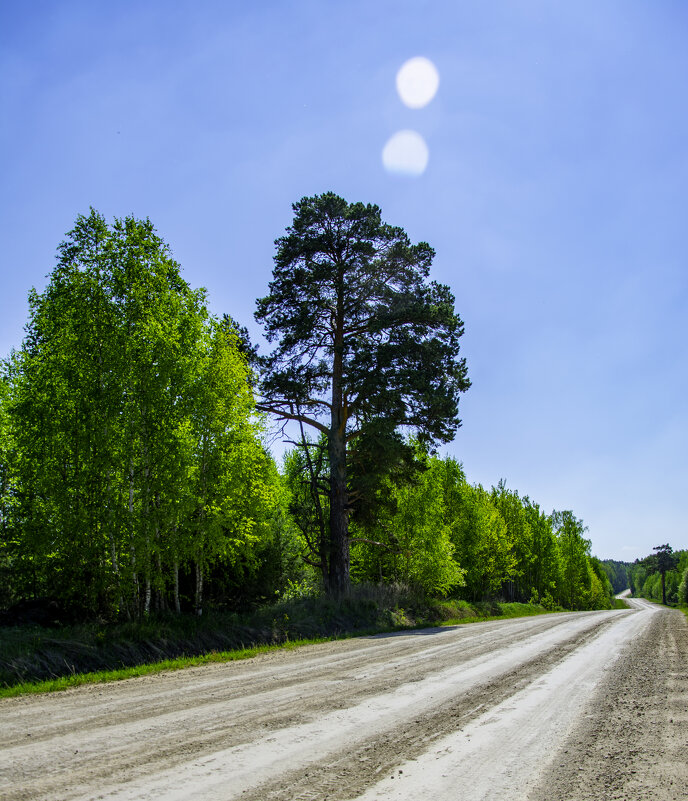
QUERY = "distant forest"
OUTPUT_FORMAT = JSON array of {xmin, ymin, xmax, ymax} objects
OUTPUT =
[
  {"xmin": 629, "ymin": 546, "xmax": 688, "ymax": 606},
  {"xmin": 0, "ymin": 208, "xmax": 684, "ymax": 623}
]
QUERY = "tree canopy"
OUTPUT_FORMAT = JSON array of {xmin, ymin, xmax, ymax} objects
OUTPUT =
[
  {"xmin": 0, "ymin": 202, "xmax": 620, "ymax": 623},
  {"xmin": 629, "ymin": 545, "xmax": 686, "ymax": 606},
  {"xmin": 0, "ymin": 210, "xmax": 280, "ymax": 618},
  {"xmin": 255, "ymin": 192, "xmax": 470, "ymax": 595}
]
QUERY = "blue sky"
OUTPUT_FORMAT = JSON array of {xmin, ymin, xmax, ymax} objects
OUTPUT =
[{"xmin": 1, "ymin": 1, "xmax": 687, "ymax": 560}]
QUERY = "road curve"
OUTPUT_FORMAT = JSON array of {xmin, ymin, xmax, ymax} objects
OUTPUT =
[{"xmin": 1, "ymin": 599, "xmax": 686, "ymax": 800}]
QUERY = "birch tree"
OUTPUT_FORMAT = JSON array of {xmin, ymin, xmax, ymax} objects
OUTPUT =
[{"xmin": 4, "ymin": 210, "xmax": 274, "ymax": 618}]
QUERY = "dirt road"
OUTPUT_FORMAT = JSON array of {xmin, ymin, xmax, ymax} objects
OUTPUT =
[{"xmin": 1, "ymin": 599, "xmax": 686, "ymax": 800}]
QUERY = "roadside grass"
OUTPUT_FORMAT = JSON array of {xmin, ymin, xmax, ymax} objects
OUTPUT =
[
  {"xmin": 433, "ymin": 599, "xmax": 559, "ymax": 627},
  {"xmin": 0, "ymin": 638, "xmax": 333, "ymax": 699},
  {"xmin": 612, "ymin": 597, "xmax": 630, "ymax": 609},
  {"xmin": 678, "ymin": 605, "xmax": 688, "ymax": 621},
  {"xmin": 0, "ymin": 587, "xmax": 586, "ymax": 698}
]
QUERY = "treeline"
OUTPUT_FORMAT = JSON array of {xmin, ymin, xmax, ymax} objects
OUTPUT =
[
  {"xmin": 629, "ymin": 545, "xmax": 688, "ymax": 606},
  {"xmin": 0, "ymin": 211, "xmax": 617, "ymax": 622},
  {"xmin": 286, "ymin": 445, "xmax": 614, "ymax": 609},
  {"xmin": 0, "ymin": 211, "xmax": 281, "ymax": 619},
  {"xmin": 598, "ymin": 560, "xmax": 630, "ymax": 595}
]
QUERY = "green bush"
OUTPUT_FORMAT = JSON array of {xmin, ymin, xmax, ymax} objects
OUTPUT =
[{"xmin": 678, "ymin": 568, "xmax": 688, "ymax": 606}]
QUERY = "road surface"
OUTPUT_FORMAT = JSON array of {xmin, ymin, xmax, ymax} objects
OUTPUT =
[{"xmin": 1, "ymin": 598, "xmax": 686, "ymax": 800}]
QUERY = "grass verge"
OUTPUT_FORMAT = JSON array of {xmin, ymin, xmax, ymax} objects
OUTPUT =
[
  {"xmin": 0, "ymin": 588, "xmax": 577, "ymax": 698},
  {"xmin": 433, "ymin": 599, "xmax": 557, "ymax": 627},
  {"xmin": 0, "ymin": 638, "xmax": 332, "ymax": 699}
]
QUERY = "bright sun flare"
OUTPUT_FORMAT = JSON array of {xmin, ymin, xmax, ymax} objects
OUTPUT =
[
  {"xmin": 382, "ymin": 130, "xmax": 429, "ymax": 176},
  {"xmin": 396, "ymin": 56, "xmax": 440, "ymax": 109}
]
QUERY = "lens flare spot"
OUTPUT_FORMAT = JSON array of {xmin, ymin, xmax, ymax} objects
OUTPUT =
[
  {"xmin": 382, "ymin": 130, "xmax": 429, "ymax": 176},
  {"xmin": 396, "ymin": 57, "xmax": 440, "ymax": 109}
]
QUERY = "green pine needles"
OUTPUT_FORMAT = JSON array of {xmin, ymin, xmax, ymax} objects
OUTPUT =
[{"xmin": 255, "ymin": 193, "xmax": 470, "ymax": 596}]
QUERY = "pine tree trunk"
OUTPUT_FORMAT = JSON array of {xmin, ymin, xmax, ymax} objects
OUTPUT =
[
  {"xmin": 328, "ymin": 427, "xmax": 350, "ymax": 597},
  {"xmin": 328, "ymin": 272, "xmax": 350, "ymax": 598}
]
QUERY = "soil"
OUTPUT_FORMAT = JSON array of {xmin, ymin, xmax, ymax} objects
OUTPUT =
[
  {"xmin": 530, "ymin": 601, "xmax": 688, "ymax": 801},
  {"xmin": 0, "ymin": 599, "xmax": 685, "ymax": 801}
]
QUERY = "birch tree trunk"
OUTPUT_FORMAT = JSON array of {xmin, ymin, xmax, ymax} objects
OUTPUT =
[
  {"xmin": 194, "ymin": 560, "xmax": 203, "ymax": 616},
  {"xmin": 173, "ymin": 561, "xmax": 181, "ymax": 613},
  {"xmin": 129, "ymin": 460, "xmax": 139, "ymax": 617},
  {"xmin": 144, "ymin": 576, "xmax": 151, "ymax": 615}
]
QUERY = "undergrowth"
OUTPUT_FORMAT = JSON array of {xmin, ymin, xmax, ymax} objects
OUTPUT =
[{"xmin": 0, "ymin": 585, "xmax": 563, "ymax": 697}]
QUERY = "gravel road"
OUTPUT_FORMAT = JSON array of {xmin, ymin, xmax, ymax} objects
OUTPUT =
[{"xmin": 1, "ymin": 598, "xmax": 686, "ymax": 800}]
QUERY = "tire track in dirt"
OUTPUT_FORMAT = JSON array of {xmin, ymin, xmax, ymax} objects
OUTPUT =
[
  {"xmin": 240, "ymin": 617, "xmax": 613, "ymax": 801},
  {"xmin": 0, "ymin": 613, "xmax": 584, "ymax": 748},
  {"xmin": 0, "ymin": 607, "xmax": 661, "ymax": 801},
  {"xmin": 351, "ymin": 599, "xmax": 657, "ymax": 801},
  {"xmin": 529, "ymin": 603, "xmax": 688, "ymax": 801}
]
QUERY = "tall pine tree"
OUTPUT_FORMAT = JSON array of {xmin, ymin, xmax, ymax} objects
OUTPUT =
[{"xmin": 255, "ymin": 193, "xmax": 470, "ymax": 595}]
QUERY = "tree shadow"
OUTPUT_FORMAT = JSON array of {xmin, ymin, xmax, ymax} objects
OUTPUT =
[{"xmin": 367, "ymin": 625, "xmax": 459, "ymax": 639}]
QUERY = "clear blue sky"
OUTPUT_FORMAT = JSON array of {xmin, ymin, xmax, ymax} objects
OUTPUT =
[{"xmin": 1, "ymin": 1, "xmax": 687, "ymax": 561}]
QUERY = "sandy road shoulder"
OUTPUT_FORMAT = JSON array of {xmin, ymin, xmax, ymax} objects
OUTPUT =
[{"xmin": 529, "ymin": 603, "xmax": 688, "ymax": 801}]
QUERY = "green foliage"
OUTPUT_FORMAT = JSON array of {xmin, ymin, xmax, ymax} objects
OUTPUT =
[
  {"xmin": 551, "ymin": 510, "xmax": 595, "ymax": 610},
  {"xmin": 0, "ymin": 203, "xmax": 623, "ymax": 624},
  {"xmin": 351, "ymin": 451, "xmax": 465, "ymax": 596},
  {"xmin": 255, "ymin": 192, "xmax": 470, "ymax": 595},
  {"xmin": 282, "ymin": 437, "xmax": 330, "ymax": 586},
  {"xmin": 450, "ymin": 482, "xmax": 515, "ymax": 600},
  {"xmin": 630, "ymin": 546, "xmax": 685, "ymax": 605},
  {"xmin": 490, "ymin": 482, "xmax": 531, "ymax": 601},
  {"xmin": 678, "ymin": 567, "xmax": 688, "ymax": 606},
  {"xmin": 521, "ymin": 499, "xmax": 562, "ymax": 603},
  {"xmin": 0, "ymin": 374, "xmax": 17, "ymax": 610},
  {"xmin": 641, "ymin": 572, "xmax": 661, "ymax": 601},
  {"xmin": 587, "ymin": 557, "xmax": 614, "ymax": 610},
  {"xmin": 346, "ymin": 448, "xmax": 612, "ymax": 611},
  {"xmin": 0, "ymin": 210, "xmax": 280, "ymax": 619},
  {"xmin": 629, "ymin": 560, "xmax": 648, "ymax": 597},
  {"xmin": 489, "ymin": 483, "xmax": 564, "ymax": 604},
  {"xmin": 599, "ymin": 559, "xmax": 631, "ymax": 594}
]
